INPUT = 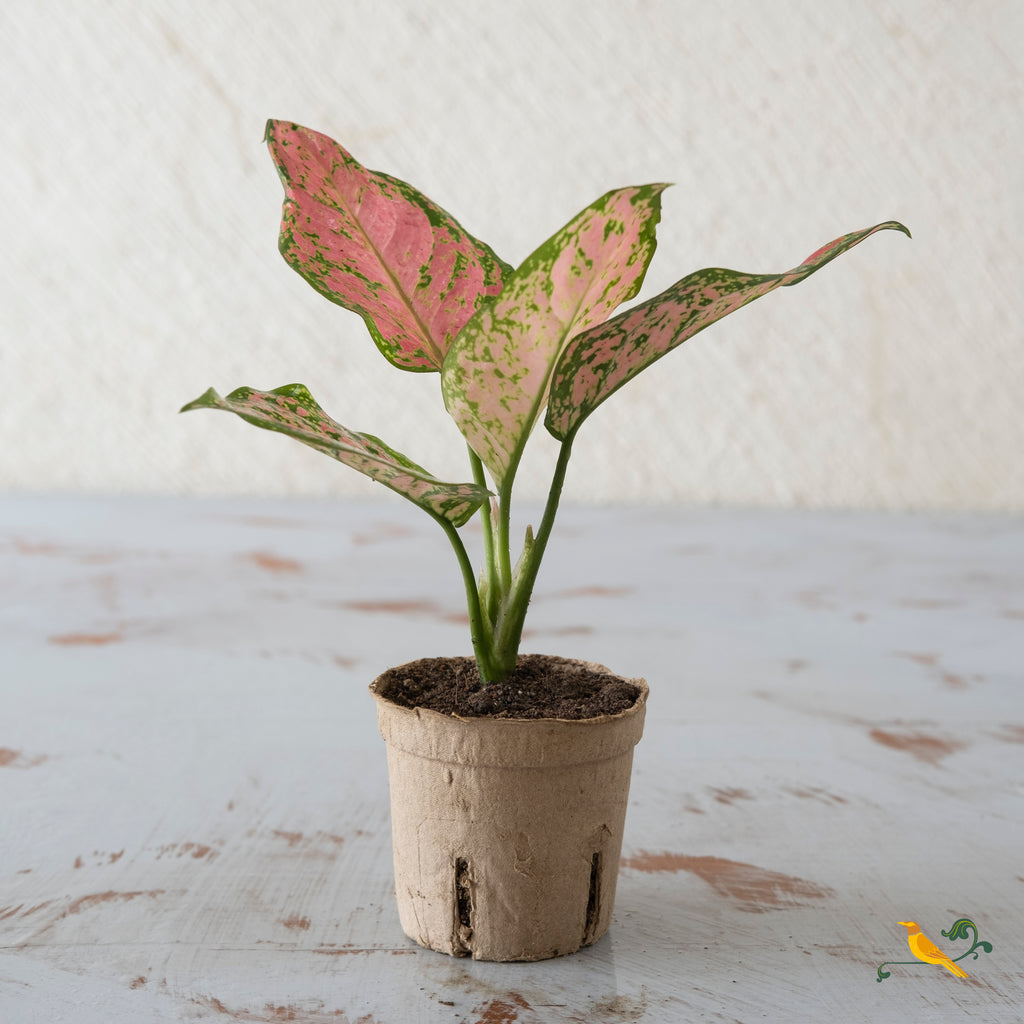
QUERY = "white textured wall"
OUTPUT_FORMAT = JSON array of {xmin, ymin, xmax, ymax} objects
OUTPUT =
[{"xmin": 2, "ymin": 0, "xmax": 1020, "ymax": 508}]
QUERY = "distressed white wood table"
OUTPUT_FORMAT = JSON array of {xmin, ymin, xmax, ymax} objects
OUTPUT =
[{"xmin": 1, "ymin": 496, "xmax": 1022, "ymax": 1022}]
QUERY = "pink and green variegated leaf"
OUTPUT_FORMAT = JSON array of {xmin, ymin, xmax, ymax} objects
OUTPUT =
[
  {"xmin": 180, "ymin": 384, "xmax": 489, "ymax": 526},
  {"xmin": 265, "ymin": 120, "xmax": 510, "ymax": 372},
  {"xmin": 545, "ymin": 220, "xmax": 911, "ymax": 441},
  {"xmin": 441, "ymin": 183, "xmax": 669, "ymax": 485}
]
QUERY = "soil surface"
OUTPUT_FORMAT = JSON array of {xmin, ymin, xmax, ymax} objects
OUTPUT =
[{"xmin": 372, "ymin": 654, "xmax": 642, "ymax": 720}]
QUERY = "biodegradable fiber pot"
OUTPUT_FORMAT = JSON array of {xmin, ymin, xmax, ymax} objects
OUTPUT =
[{"xmin": 370, "ymin": 657, "xmax": 648, "ymax": 961}]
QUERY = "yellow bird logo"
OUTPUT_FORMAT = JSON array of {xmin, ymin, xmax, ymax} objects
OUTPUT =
[
  {"xmin": 876, "ymin": 916, "xmax": 991, "ymax": 981},
  {"xmin": 898, "ymin": 921, "xmax": 969, "ymax": 977}
]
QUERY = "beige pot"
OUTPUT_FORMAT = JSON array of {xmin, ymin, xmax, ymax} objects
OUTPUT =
[{"xmin": 369, "ymin": 658, "xmax": 648, "ymax": 961}]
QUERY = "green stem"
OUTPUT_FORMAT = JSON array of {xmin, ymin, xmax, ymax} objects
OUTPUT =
[
  {"xmin": 468, "ymin": 446, "xmax": 499, "ymax": 623},
  {"xmin": 435, "ymin": 513, "xmax": 498, "ymax": 682},
  {"xmin": 497, "ymin": 477, "xmax": 514, "ymax": 596},
  {"xmin": 492, "ymin": 436, "xmax": 574, "ymax": 673}
]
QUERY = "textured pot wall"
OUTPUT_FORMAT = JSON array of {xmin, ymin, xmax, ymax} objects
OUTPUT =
[
  {"xmin": 2, "ymin": 1, "xmax": 1020, "ymax": 509},
  {"xmin": 371, "ymin": 668, "xmax": 649, "ymax": 961}
]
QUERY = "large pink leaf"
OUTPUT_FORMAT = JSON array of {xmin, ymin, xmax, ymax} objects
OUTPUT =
[
  {"xmin": 545, "ymin": 220, "xmax": 911, "ymax": 440},
  {"xmin": 441, "ymin": 184, "xmax": 668, "ymax": 486},
  {"xmin": 181, "ymin": 384, "xmax": 489, "ymax": 526},
  {"xmin": 266, "ymin": 120, "xmax": 509, "ymax": 372}
]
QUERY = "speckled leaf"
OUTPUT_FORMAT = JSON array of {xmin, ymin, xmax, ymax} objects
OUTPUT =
[
  {"xmin": 546, "ymin": 220, "xmax": 911, "ymax": 440},
  {"xmin": 266, "ymin": 120, "xmax": 510, "ymax": 372},
  {"xmin": 442, "ymin": 184, "xmax": 668, "ymax": 485},
  {"xmin": 181, "ymin": 385, "xmax": 489, "ymax": 526}
]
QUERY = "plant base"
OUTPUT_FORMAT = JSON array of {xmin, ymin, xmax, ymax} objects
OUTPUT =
[{"xmin": 370, "ymin": 656, "xmax": 648, "ymax": 961}]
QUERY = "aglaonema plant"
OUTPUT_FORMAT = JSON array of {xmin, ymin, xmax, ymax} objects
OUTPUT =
[{"xmin": 183, "ymin": 120, "xmax": 909, "ymax": 684}]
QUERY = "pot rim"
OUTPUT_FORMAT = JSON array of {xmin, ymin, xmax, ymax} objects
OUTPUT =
[{"xmin": 370, "ymin": 658, "xmax": 648, "ymax": 768}]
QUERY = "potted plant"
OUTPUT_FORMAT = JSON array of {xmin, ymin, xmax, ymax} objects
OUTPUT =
[{"xmin": 182, "ymin": 120, "xmax": 908, "ymax": 961}]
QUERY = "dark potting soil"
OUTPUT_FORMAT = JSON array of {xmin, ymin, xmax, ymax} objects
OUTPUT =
[{"xmin": 372, "ymin": 654, "xmax": 642, "ymax": 720}]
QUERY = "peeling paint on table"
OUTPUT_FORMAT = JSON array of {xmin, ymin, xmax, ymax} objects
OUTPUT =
[{"xmin": 1, "ymin": 497, "xmax": 1022, "ymax": 1021}]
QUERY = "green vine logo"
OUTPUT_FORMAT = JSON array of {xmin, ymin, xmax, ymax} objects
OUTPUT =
[{"xmin": 877, "ymin": 918, "xmax": 992, "ymax": 982}]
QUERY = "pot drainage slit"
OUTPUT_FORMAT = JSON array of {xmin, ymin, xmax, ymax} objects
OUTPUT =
[
  {"xmin": 583, "ymin": 850, "xmax": 602, "ymax": 945},
  {"xmin": 453, "ymin": 857, "xmax": 473, "ymax": 955}
]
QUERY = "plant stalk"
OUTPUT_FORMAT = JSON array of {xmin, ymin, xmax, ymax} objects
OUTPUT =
[
  {"xmin": 467, "ymin": 446, "xmax": 500, "ymax": 624},
  {"xmin": 436, "ymin": 513, "xmax": 499, "ymax": 682},
  {"xmin": 490, "ymin": 436, "xmax": 575, "ymax": 676},
  {"xmin": 497, "ymin": 477, "xmax": 514, "ymax": 597},
  {"xmin": 448, "ymin": 439, "xmax": 574, "ymax": 684}
]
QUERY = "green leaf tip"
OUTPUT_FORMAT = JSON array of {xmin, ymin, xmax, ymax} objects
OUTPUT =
[{"xmin": 179, "ymin": 387, "xmax": 221, "ymax": 414}]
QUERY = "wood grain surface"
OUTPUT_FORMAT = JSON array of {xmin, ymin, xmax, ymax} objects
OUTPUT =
[{"xmin": 1, "ymin": 497, "xmax": 1021, "ymax": 1021}]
